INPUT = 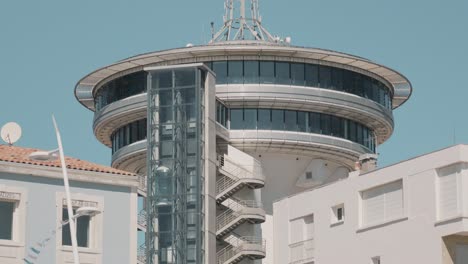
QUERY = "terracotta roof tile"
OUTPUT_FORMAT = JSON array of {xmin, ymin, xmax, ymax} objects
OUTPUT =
[{"xmin": 0, "ymin": 145, "xmax": 136, "ymax": 176}]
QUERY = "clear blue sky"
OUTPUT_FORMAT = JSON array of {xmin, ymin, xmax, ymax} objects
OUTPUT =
[{"xmin": 0, "ymin": 0, "xmax": 467, "ymax": 167}]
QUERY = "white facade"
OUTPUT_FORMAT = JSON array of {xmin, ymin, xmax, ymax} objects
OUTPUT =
[{"xmin": 273, "ymin": 144, "xmax": 468, "ymax": 264}]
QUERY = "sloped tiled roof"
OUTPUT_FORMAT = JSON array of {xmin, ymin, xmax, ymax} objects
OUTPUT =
[{"xmin": 0, "ymin": 145, "xmax": 136, "ymax": 176}]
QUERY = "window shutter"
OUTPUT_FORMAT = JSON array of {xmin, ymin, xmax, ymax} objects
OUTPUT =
[
  {"xmin": 438, "ymin": 165, "xmax": 459, "ymax": 219},
  {"xmin": 384, "ymin": 181, "xmax": 404, "ymax": 219},
  {"xmin": 362, "ymin": 187, "xmax": 385, "ymax": 226},
  {"xmin": 362, "ymin": 180, "xmax": 403, "ymax": 226}
]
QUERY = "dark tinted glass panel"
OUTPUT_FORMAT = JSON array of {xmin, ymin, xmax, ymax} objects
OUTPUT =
[
  {"xmin": 309, "ymin": 112, "xmax": 321, "ymax": 133},
  {"xmin": 371, "ymin": 80, "xmax": 380, "ymax": 102},
  {"xmin": 230, "ymin": 109, "xmax": 243, "ymax": 129},
  {"xmin": 227, "ymin": 108, "xmax": 375, "ymax": 151},
  {"xmin": 291, "ymin": 63, "xmax": 305, "ymax": 86},
  {"xmin": 285, "ymin": 110, "xmax": 297, "ymax": 131},
  {"xmin": 63, "ymin": 208, "xmax": 90, "ymax": 247},
  {"xmin": 275, "ymin": 62, "xmax": 290, "ymax": 85},
  {"xmin": 175, "ymin": 69, "xmax": 195, "ymax": 87},
  {"xmin": 228, "ymin": 61, "xmax": 243, "ymax": 84},
  {"xmin": 343, "ymin": 70, "xmax": 355, "ymax": 93},
  {"xmin": 244, "ymin": 61, "xmax": 259, "ymax": 83},
  {"xmin": 297, "ymin": 111, "xmax": 307, "ymax": 132},
  {"xmin": 363, "ymin": 77, "xmax": 372, "ymax": 99},
  {"xmin": 111, "ymin": 119, "xmax": 148, "ymax": 154},
  {"xmin": 357, "ymin": 124, "xmax": 363, "ymax": 145},
  {"xmin": 354, "ymin": 74, "xmax": 364, "ymax": 97},
  {"xmin": 320, "ymin": 114, "xmax": 331, "ymax": 134},
  {"xmin": 349, "ymin": 121, "xmax": 357, "ymax": 142},
  {"xmin": 331, "ymin": 116, "xmax": 342, "ymax": 137},
  {"xmin": 260, "ymin": 61, "xmax": 275, "ymax": 84},
  {"xmin": 258, "ymin": 109, "xmax": 271, "ymax": 130},
  {"xmin": 305, "ymin": 64, "xmax": 319, "ymax": 87},
  {"xmin": 331, "ymin": 68, "xmax": 343, "ymax": 91},
  {"xmin": 319, "ymin": 66, "xmax": 332, "ymax": 88},
  {"xmin": 244, "ymin": 109, "xmax": 257, "ymax": 129},
  {"xmin": 157, "ymin": 70, "xmax": 173, "ymax": 88},
  {"xmin": 95, "ymin": 71, "xmax": 148, "ymax": 111},
  {"xmin": 0, "ymin": 201, "xmax": 13, "ymax": 240},
  {"xmin": 212, "ymin": 61, "xmax": 228, "ymax": 84},
  {"xmin": 271, "ymin": 109, "xmax": 284, "ymax": 130},
  {"xmin": 159, "ymin": 90, "xmax": 173, "ymax": 106}
]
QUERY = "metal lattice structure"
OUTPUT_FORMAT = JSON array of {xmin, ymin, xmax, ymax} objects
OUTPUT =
[
  {"xmin": 210, "ymin": 0, "xmax": 283, "ymax": 43},
  {"xmin": 146, "ymin": 66, "xmax": 206, "ymax": 264}
]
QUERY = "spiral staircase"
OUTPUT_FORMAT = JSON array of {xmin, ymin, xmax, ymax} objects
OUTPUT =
[{"xmin": 216, "ymin": 153, "xmax": 266, "ymax": 264}]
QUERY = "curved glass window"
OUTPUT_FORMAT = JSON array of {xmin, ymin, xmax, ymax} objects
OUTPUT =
[
  {"xmin": 208, "ymin": 60, "xmax": 392, "ymax": 109},
  {"xmin": 111, "ymin": 119, "xmax": 147, "ymax": 154},
  {"xmin": 94, "ymin": 71, "xmax": 147, "ymax": 111},
  {"xmin": 229, "ymin": 108, "xmax": 376, "ymax": 152}
]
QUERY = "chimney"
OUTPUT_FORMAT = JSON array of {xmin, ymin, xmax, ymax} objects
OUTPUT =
[{"xmin": 358, "ymin": 154, "xmax": 378, "ymax": 173}]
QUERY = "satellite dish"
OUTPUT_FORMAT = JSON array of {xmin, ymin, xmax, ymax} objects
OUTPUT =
[{"xmin": 1, "ymin": 122, "xmax": 22, "ymax": 145}]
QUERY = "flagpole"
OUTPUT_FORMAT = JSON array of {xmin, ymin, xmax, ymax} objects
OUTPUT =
[{"xmin": 52, "ymin": 116, "xmax": 80, "ymax": 264}]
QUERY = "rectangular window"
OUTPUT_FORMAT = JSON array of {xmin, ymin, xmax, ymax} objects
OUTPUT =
[
  {"xmin": 342, "ymin": 70, "xmax": 354, "ymax": 93},
  {"xmin": 230, "ymin": 109, "xmax": 244, "ymax": 129},
  {"xmin": 331, "ymin": 204, "xmax": 345, "ymax": 224},
  {"xmin": 212, "ymin": 61, "xmax": 228, "ymax": 84},
  {"xmin": 297, "ymin": 111, "xmax": 308, "ymax": 132},
  {"xmin": 305, "ymin": 64, "xmax": 319, "ymax": 87},
  {"xmin": 309, "ymin": 112, "xmax": 320, "ymax": 133},
  {"xmin": 285, "ymin": 110, "xmax": 297, "ymax": 131},
  {"xmin": 260, "ymin": 61, "xmax": 275, "ymax": 84},
  {"xmin": 319, "ymin": 66, "xmax": 332, "ymax": 88},
  {"xmin": 275, "ymin": 62, "xmax": 291, "ymax": 85},
  {"xmin": 437, "ymin": 164, "xmax": 461, "ymax": 220},
  {"xmin": 357, "ymin": 124, "xmax": 363, "ymax": 145},
  {"xmin": 331, "ymin": 68, "xmax": 343, "ymax": 91},
  {"xmin": 0, "ymin": 201, "xmax": 15, "ymax": 240},
  {"xmin": 330, "ymin": 116, "xmax": 342, "ymax": 137},
  {"xmin": 244, "ymin": 109, "xmax": 257, "ymax": 129},
  {"xmin": 271, "ymin": 109, "xmax": 284, "ymax": 130},
  {"xmin": 228, "ymin": 61, "xmax": 243, "ymax": 84},
  {"xmin": 320, "ymin": 114, "xmax": 331, "ymax": 135},
  {"xmin": 361, "ymin": 180, "xmax": 404, "ymax": 227},
  {"xmin": 258, "ymin": 109, "xmax": 271, "ymax": 130},
  {"xmin": 62, "ymin": 208, "xmax": 91, "ymax": 248},
  {"xmin": 291, "ymin": 63, "xmax": 305, "ymax": 86},
  {"xmin": 244, "ymin": 61, "xmax": 259, "ymax": 83}
]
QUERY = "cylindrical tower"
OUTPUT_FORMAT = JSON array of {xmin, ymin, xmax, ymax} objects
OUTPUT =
[{"xmin": 75, "ymin": 1, "xmax": 412, "ymax": 263}]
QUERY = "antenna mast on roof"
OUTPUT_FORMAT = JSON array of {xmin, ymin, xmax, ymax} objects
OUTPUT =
[{"xmin": 210, "ymin": 0, "xmax": 289, "ymax": 44}]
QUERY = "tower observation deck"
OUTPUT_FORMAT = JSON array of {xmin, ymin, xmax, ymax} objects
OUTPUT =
[{"xmin": 74, "ymin": 1, "xmax": 412, "ymax": 263}]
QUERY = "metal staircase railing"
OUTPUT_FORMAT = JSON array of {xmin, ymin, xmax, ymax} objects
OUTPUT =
[
  {"xmin": 216, "ymin": 200, "xmax": 264, "ymax": 235},
  {"xmin": 137, "ymin": 243, "xmax": 146, "ymax": 264},
  {"xmin": 217, "ymin": 236, "xmax": 266, "ymax": 264},
  {"xmin": 215, "ymin": 152, "xmax": 266, "ymax": 263},
  {"xmin": 138, "ymin": 209, "xmax": 147, "ymax": 231},
  {"xmin": 138, "ymin": 174, "xmax": 147, "ymax": 196},
  {"xmin": 216, "ymin": 155, "xmax": 265, "ymax": 202}
]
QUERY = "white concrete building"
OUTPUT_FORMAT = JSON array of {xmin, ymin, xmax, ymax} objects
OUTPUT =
[
  {"xmin": 274, "ymin": 144, "xmax": 468, "ymax": 264},
  {"xmin": 73, "ymin": 1, "xmax": 414, "ymax": 263},
  {"xmin": 0, "ymin": 145, "xmax": 138, "ymax": 264}
]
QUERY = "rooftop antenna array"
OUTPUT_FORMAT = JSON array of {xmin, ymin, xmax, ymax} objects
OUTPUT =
[
  {"xmin": 209, "ymin": 0, "xmax": 291, "ymax": 45},
  {"xmin": 1, "ymin": 122, "xmax": 22, "ymax": 146}
]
